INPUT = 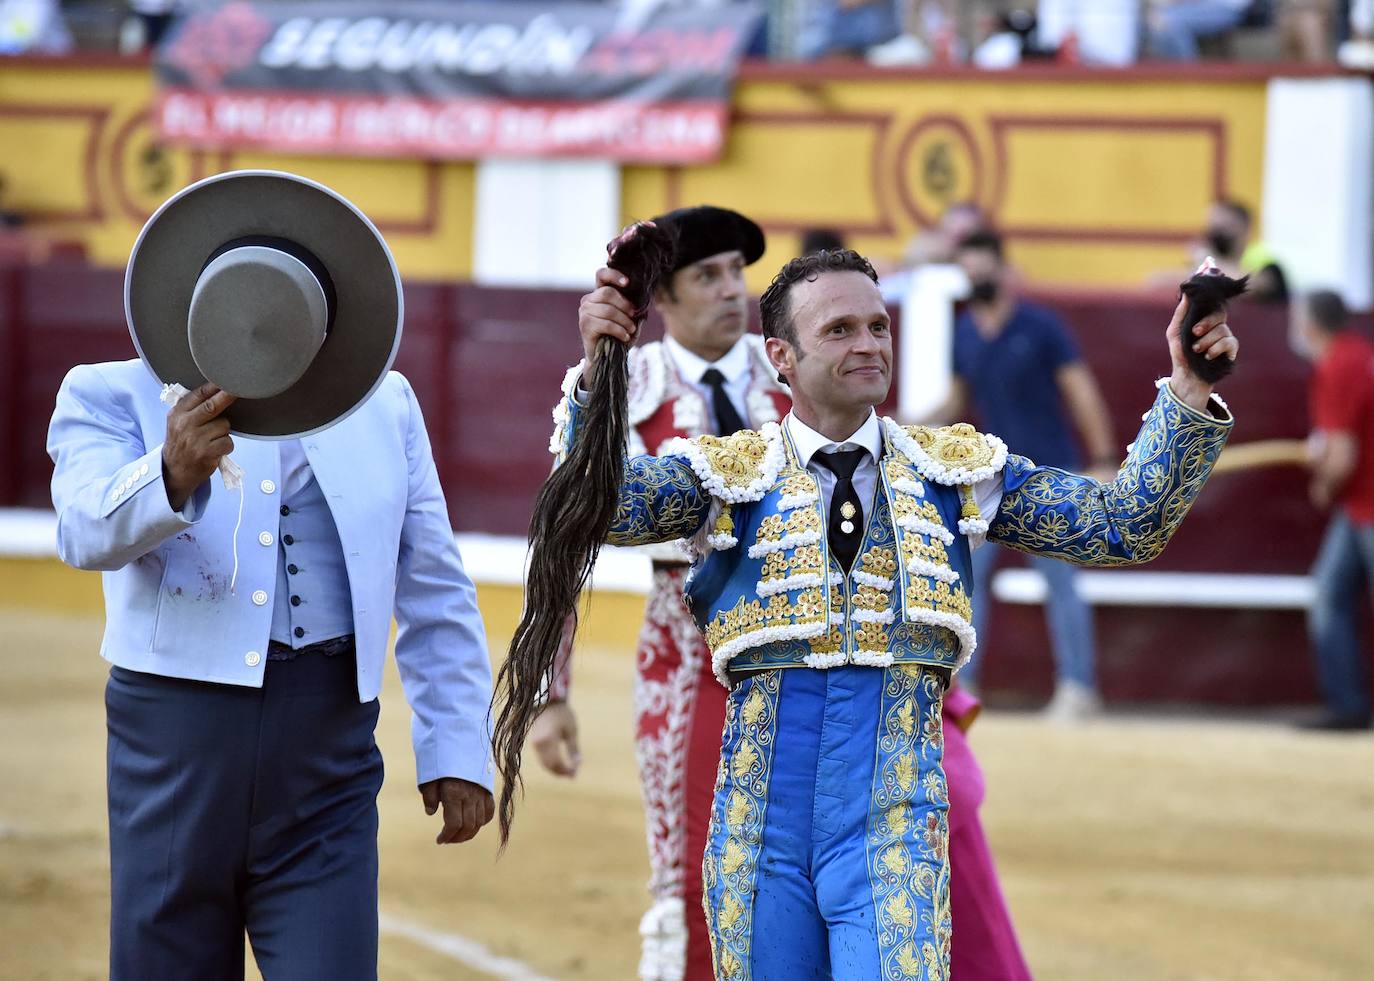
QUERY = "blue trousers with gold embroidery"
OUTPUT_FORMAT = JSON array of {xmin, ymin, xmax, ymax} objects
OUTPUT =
[{"xmin": 703, "ymin": 665, "xmax": 951, "ymax": 980}]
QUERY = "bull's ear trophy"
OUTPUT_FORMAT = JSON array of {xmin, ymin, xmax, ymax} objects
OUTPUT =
[
  {"xmin": 1178, "ymin": 266, "xmax": 1246, "ymax": 384},
  {"xmin": 491, "ymin": 221, "xmax": 676, "ymax": 845}
]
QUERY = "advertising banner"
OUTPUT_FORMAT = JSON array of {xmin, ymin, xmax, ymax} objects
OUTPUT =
[{"xmin": 153, "ymin": 0, "xmax": 761, "ymax": 163}]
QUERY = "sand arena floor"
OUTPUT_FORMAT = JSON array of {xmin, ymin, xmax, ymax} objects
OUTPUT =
[{"xmin": 1, "ymin": 566, "xmax": 1372, "ymax": 980}]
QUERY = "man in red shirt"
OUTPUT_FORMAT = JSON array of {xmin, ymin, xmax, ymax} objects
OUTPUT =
[{"xmin": 1294, "ymin": 289, "xmax": 1374, "ymax": 729}]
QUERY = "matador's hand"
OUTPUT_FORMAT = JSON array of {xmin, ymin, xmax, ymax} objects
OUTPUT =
[
  {"xmin": 1165, "ymin": 280, "xmax": 1239, "ymax": 411},
  {"xmin": 578, "ymin": 266, "xmax": 639, "ymax": 388}
]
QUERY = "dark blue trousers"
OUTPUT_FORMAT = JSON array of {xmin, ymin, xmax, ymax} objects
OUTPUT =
[{"xmin": 106, "ymin": 648, "xmax": 384, "ymax": 980}]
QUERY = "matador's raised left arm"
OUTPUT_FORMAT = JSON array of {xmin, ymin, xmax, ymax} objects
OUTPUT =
[{"xmin": 988, "ymin": 380, "xmax": 1233, "ymax": 565}]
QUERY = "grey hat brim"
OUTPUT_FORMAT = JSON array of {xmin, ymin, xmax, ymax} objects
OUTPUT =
[{"xmin": 125, "ymin": 170, "xmax": 403, "ymax": 439}]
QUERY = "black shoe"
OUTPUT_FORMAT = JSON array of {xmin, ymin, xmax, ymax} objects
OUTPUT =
[{"xmin": 1297, "ymin": 712, "xmax": 1372, "ymax": 732}]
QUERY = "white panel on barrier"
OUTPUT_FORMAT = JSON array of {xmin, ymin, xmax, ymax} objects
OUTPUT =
[
  {"xmin": 896, "ymin": 263, "xmax": 968, "ymax": 423},
  {"xmin": 991, "ymin": 568, "xmax": 1314, "ymax": 610},
  {"xmin": 473, "ymin": 158, "xmax": 620, "ymax": 288},
  {"xmin": 1263, "ymin": 77, "xmax": 1374, "ymax": 309}
]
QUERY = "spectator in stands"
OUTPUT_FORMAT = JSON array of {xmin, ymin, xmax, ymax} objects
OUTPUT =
[
  {"xmin": 1339, "ymin": 0, "xmax": 1374, "ymax": 68},
  {"xmin": 799, "ymin": 0, "xmax": 902, "ymax": 59},
  {"xmin": 1038, "ymin": 0, "xmax": 1142, "ymax": 64},
  {"xmin": 946, "ymin": 230, "xmax": 1118, "ymax": 719},
  {"xmin": 1292, "ymin": 290, "xmax": 1374, "ymax": 730},
  {"xmin": 122, "ymin": 0, "xmax": 179, "ymax": 52},
  {"xmin": 1147, "ymin": 0, "xmax": 1254, "ymax": 59},
  {"xmin": 0, "ymin": 0, "xmax": 71, "ymax": 53},
  {"xmin": 1278, "ymin": 0, "xmax": 1337, "ymax": 60}
]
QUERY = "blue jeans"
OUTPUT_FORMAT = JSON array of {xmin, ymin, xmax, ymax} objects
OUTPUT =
[
  {"xmin": 1307, "ymin": 510, "xmax": 1374, "ymax": 721},
  {"xmin": 964, "ymin": 545, "xmax": 1097, "ymax": 691},
  {"xmin": 1148, "ymin": 2, "xmax": 1248, "ymax": 60}
]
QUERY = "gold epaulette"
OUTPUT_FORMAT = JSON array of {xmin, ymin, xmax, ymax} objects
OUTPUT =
[
  {"xmin": 665, "ymin": 423, "xmax": 785, "ymax": 504},
  {"xmin": 883, "ymin": 419, "xmax": 1008, "ymax": 487}
]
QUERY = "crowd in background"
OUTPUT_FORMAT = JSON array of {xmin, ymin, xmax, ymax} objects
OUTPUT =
[{"xmin": 2, "ymin": 0, "xmax": 1374, "ymax": 66}]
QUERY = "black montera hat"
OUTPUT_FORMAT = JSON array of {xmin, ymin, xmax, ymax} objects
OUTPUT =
[{"xmin": 654, "ymin": 205, "xmax": 765, "ymax": 275}]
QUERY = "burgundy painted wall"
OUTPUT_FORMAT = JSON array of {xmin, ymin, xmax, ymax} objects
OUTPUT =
[{"xmin": 2, "ymin": 259, "xmax": 1361, "ymax": 706}]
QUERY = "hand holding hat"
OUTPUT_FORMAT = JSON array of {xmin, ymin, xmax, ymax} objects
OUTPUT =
[
  {"xmin": 126, "ymin": 170, "xmax": 403, "ymax": 439},
  {"xmin": 161, "ymin": 382, "xmax": 238, "ymax": 511}
]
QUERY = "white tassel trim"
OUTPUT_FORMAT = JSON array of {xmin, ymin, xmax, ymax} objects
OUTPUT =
[
  {"xmin": 958, "ymin": 517, "xmax": 989, "ymax": 537},
  {"xmin": 664, "ymin": 421, "xmax": 785, "ymax": 505},
  {"xmin": 672, "ymin": 393, "xmax": 709, "ymax": 433},
  {"xmin": 882, "ymin": 417, "xmax": 1007, "ymax": 486},
  {"xmin": 757, "ymin": 572, "xmax": 825, "ymax": 597},
  {"xmin": 686, "ymin": 498, "xmax": 726, "ymax": 561},
  {"xmin": 890, "ymin": 478, "xmax": 926, "ymax": 498},
  {"xmin": 829, "ymin": 571, "xmax": 845, "ymax": 586},
  {"xmin": 547, "ymin": 361, "xmax": 586, "ymax": 455},
  {"xmin": 778, "ymin": 491, "xmax": 820, "ymax": 511},
  {"xmin": 829, "ymin": 613, "xmax": 847, "ymax": 627},
  {"xmin": 897, "ymin": 515, "xmax": 955, "ymax": 546},
  {"xmin": 852, "ymin": 570, "xmax": 894, "ymax": 591},
  {"xmin": 710, "ymin": 620, "xmax": 829, "ymax": 687},
  {"xmin": 747, "ymin": 530, "xmax": 823, "ymax": 558},
  {"xmin": 852, "ymin": 607, "xmax": 896, "ymax": 625},
  {"xmin": 851, "ymin": 650, "xmax": 895, "ymax": 667},
  {"xmin": 905, "ymin": 607, "xmax": 978, "ymax": 671},
  {"xmin": 746, "ymin": 385, "xmax": 782, "ymax": 426},
  {"xmin": 906, "ymin": 556, "xmax": 960, "ymax": 584},
  {"xmin": 804, "ymin": 650, "xmax": 850, "ymax": 669},
  {"xmin": 1156, "ymin": 376, "xmax": 1233, "ymax": 425}
]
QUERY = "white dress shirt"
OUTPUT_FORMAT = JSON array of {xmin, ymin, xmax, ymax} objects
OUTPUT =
[
  {"xmin": 785, "ymin": 409, "xmax": 885, "ymax": 519},
  {"xmin": 664, "ymin": 334, "xmax": 753, "ymax": 432},
  {"xmin": 785, "ymin": 409, "xmax": 1003, "ymax": 549}
]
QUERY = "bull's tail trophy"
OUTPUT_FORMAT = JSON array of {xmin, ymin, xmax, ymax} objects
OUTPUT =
[{"xmin": 491, "ymin": 222, "xmax": 676, "ymax": 844}]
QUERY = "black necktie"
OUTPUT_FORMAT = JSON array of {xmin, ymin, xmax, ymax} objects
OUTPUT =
[
  {"xmin": 815, "ymin": 448, "xmax": 866, "ymax": 573},
  {"xmin": 700, "ymin": 368, "xmax": 747, "ymax": 436}
]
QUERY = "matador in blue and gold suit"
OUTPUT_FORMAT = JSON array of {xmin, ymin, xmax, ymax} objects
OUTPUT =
[{"xmin": 552, "ymin": 372, "xmax": 1233, "ymax": 980}]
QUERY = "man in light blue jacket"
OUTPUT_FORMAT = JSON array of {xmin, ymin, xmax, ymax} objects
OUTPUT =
[
  {"xmin": 47, "ymin": 171, "xmax": 494, "ymax": 981},
  {"xmin": 48, "ymin": 364, "xmax": 494, "ymax": 977}
]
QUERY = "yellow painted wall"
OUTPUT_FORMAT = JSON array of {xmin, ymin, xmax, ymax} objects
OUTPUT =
[
  {"xmin": 627, "ymin": 72, "xmax": 1268, "ymax": 291},
  {"xmin": 4, "ymin": 59, "xmax": 1269, "ymax": 290},
  {"xmin": 0, "ymin": 60, "xmax": 477, "ymax": 280}
]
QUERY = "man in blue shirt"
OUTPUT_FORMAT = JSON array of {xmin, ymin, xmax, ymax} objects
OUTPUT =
[{"xmin": 948, "ymin": 231, "xmax": 1117, "ymax": 718}]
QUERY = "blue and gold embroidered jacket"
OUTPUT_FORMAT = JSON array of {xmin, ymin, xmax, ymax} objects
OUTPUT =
[{"xmin": 553, "ymin": 376, "xmax": 1233, "ymax": 686}]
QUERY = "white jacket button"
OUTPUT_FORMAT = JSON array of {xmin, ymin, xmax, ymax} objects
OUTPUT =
[{"xmin": 245, "ymin": 651, "xmax": 261, "ymax": 667}]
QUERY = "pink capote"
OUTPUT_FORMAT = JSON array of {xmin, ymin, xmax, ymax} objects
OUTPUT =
[{"xmin": 944, "ymin": 687, "xmax": 1034, "ymax": 980}]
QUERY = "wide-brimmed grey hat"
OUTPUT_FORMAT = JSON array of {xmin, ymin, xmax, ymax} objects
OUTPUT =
[{"xmin": 125, "ymin": 170, "xmax": 403, "ymax": 439}]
